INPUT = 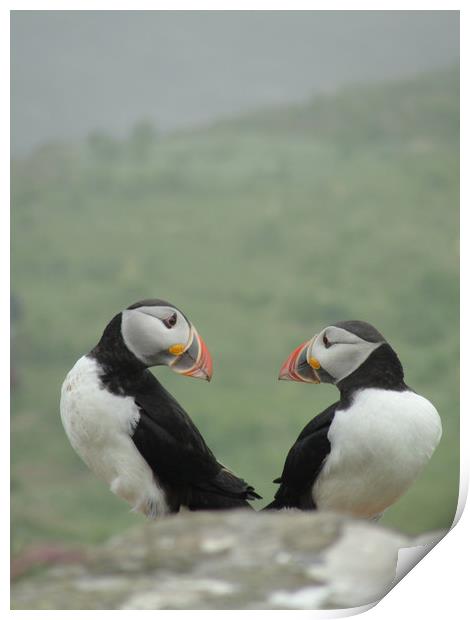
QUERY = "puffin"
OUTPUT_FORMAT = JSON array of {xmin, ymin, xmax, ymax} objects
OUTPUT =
[
  {"xmin": 60, "ymin": 298, "xmax": 260, "ymax": 517},
  {"xmin": 264, "ymin": 320, "xmax": 442, "ymax": 518}
]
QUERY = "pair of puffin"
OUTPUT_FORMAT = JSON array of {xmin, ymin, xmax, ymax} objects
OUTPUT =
[{"xmin": 60, "ymin": 299, "xmax": 441, "ymax": 520}]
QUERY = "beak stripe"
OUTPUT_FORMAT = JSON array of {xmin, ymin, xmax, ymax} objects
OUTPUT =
[{"xmin": 170, "ymin": 327, "xmax": 213, "ymax": 381}]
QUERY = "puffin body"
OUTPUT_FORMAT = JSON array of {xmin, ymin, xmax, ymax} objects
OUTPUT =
[
  {"xmin": 61, "ymin": 355, "xmax": 168, "ymax": 516},
  {"xmin": 60, "ymin": 299, "xmax": 260, "ymax": 517},
  {"xmin": 266, "ymin": 321, "xmax": 441, "ymax": 518}
]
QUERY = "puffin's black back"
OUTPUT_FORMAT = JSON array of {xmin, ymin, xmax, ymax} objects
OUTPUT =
[
  {"xmin": 93, "ymin": 349, "xmax": 259, "ymax": 511},
  {"xmin": 129, "ymin": 372, "xmax": 260, "ymax": 510}
]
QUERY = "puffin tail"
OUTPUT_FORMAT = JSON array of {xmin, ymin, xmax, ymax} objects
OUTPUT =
[
  {"xmin": 188, "ymin": 492, "xmax": 257, "ymax": 511},
  {"xmin": 187, "ymin": 467, "xmax": 262, "ymax": 511}
]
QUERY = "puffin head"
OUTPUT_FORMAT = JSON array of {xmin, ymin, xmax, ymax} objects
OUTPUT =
[
  {"xmin": 278, "ymin": 320, "xmax": 402, "ymax": 388},
  {"xmin": 96, "ymin": 298, "xmax": 213, "ymax": 381}
]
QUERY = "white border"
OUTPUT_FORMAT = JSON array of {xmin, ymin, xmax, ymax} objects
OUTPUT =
[
  {"xmin": 6, "ymin": 4, "xmax": 464, "ymax": 618},
  {"xmin": 5, "ymin": 2, "xmax": 465, "ymax": 10}
]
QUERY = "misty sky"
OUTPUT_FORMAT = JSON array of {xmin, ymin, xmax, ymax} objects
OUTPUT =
[{"xmin": 11, "ymin": 11, "xmax": 459, "ymax": 156}]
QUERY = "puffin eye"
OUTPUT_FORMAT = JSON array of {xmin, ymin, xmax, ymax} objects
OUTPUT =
[
  {"xmin": 163, "ymin": 312, "xmax": 177, "ymax": 329},
  {"xmin": 323, "ymin": 334, "xmax": 331, "ymax": 348}
]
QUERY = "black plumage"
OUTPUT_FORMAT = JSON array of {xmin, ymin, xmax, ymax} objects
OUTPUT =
[
  {"xmin": 264, "ymin": 404, "xmax": 336, "ymax": 510},
  {"xmin": 130, "ymin": 371, "xmax": 260, "ymax": 511}
]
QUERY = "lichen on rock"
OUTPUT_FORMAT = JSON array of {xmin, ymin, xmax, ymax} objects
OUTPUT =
[{"xmin": 10, "ymin": 510, "xmax": 444, "ymax": 610}]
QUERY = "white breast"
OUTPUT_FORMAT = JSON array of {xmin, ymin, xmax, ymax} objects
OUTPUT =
[
  {"xmin": 313, "ymin": 388, "xmax": 442, "ymax": 518},
  {"xmin": 60, "ymin": 356, "xmax": 169, "ymax": 517}
]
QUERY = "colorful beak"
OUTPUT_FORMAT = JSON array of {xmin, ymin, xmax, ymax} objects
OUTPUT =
[
  {"xmin": 170, "ymin": 326, "xmax": 213, "ymax": 381},
  {"xmin": 278, "ymin": 337, "xmax": 321, "ymax": 383}
]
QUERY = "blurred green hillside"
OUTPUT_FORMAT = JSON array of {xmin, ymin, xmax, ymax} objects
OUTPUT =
[{"xmin": 11, "ymin": 68, "xmax": 459, "ymax": 555}]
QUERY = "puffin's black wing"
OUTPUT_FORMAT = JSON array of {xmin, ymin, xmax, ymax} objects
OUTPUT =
[
  {"xmin": 130, "ymin": 373, "xmax": 260, "ymax": 511},
  {"xmin": 264, "ymin": 403, "xmax": 337, "ymax": 510}
]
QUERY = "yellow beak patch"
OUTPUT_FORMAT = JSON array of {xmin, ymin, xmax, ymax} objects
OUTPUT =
[
  {"xmin": 169, "ymin": 343, "xmax": 186, "ymax": 356},
  {"xmin": 309, "ymin": 357, "xmax": 321, "ymax": 370}
]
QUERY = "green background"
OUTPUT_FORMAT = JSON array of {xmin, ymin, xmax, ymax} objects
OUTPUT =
[{"xmin": 11, "ymin": 68, "xmax": 459, "ymax": 554}]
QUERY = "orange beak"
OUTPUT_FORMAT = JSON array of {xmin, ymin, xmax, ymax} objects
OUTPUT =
[
  {"xmin": 278, "ymin": 337, "xmax": 321, "ymax": 383},
  {"xmin": 170, "ymin": 327, "xmax": 213, "ymax": 381}
]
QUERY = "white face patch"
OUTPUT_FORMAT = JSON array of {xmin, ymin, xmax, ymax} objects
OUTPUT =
[
  {"xmin": 121, "ymin": 306, "xmax": 191, "ymax": 366},
  {"xmin": 308, "ymin": 326, "xmax": 383, "ymax": 383}
]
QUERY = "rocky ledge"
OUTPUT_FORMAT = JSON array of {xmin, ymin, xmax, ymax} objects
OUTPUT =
[{"xmin": 11, "ymin": 510, "xmax": 443, "ymax": 610}]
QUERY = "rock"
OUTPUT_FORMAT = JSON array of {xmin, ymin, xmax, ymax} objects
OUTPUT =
[{"xmin": 10, "ymin": 510, "xmax": 443, "ymax": 610}]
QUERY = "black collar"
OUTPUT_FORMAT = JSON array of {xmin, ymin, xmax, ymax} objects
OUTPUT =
[
  {"xmin": 89, "ymin": 312, "xmax": 146, "ymax": 380},
  {"xmin": 337, "ymin": 343, "xmax": 408, "ymax": 406}
]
